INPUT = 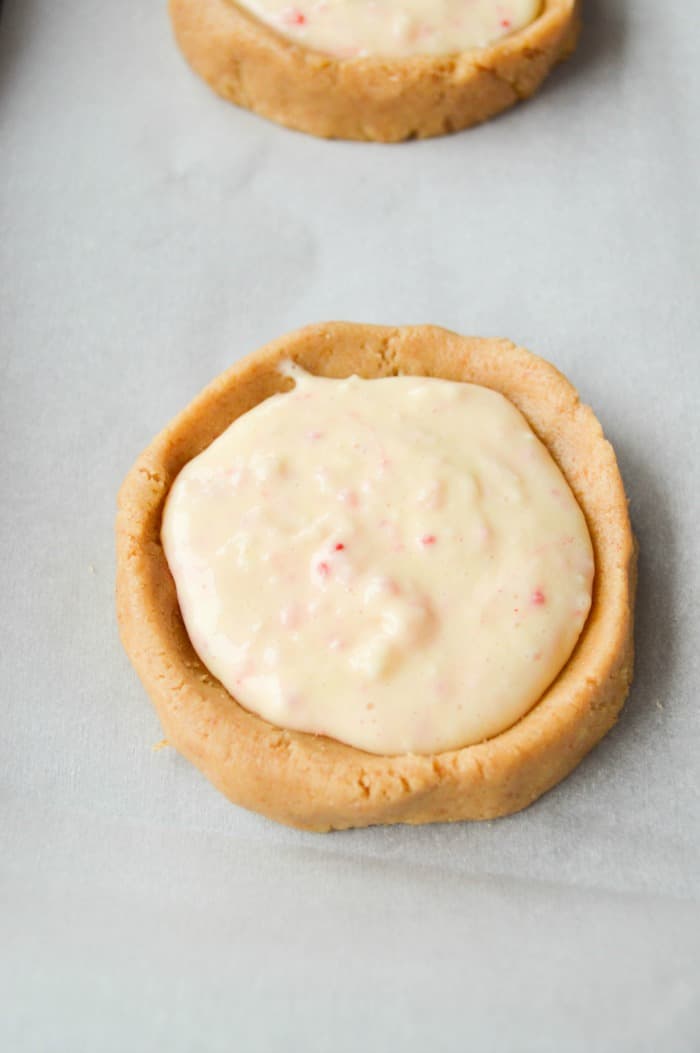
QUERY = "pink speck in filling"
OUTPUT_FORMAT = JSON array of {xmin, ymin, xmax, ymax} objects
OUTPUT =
[
  {"xmin": 334, "ymin": 542, "xmax": 345, "ymax": 551},
  {"xmin": 531, "ymin": 588, "xmax": 546, "ymax": 606},
  {"xmin": 307, "ymin": 429, "xmax": 323, "ymax": 440},
  {"xmin": 420, "ymin": 534, "xmax": 437, "ymax": 546},
  {"xmin": 283, "ymin": 8, "xmax": 307, "ymax": 26},
  {"xmin": 338, "ymin": 489, "xmax": 359, "ymax": 508},
  {"xmin": 280, "ymin": 604, "xmax": 302, "ymax": 629},
  {"xmin": 500, "ymin": 16, "xmax": 512, "ymax": 29},
  {"xmin": 318, "ymin": 561, "xmax": 330, "ymax": 577}
]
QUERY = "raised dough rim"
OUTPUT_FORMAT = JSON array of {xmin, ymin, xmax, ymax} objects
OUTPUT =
[{"xmin": 116, "ymin": 322, "xmax": 636, "ymax": 831}]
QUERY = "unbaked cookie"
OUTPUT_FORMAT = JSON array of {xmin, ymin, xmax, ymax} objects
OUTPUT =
[
  {"xmin": 116, "ymin": 323, "xmax": 636, "ymax": 831},
  {"xmin": 168, "ymin": 0, "xmax": 581, "ymax": 141}
]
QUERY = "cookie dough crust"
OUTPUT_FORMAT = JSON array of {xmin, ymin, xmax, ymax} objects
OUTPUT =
[
  {"xmin": 168, "ymin": 0, "xmax": 581, "ymax": 141},
  {"xmin": 116, "ymin": 323, "xmax": 636, "ymax": 831}
]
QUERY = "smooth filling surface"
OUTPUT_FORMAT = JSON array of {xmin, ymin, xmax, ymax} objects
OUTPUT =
[
  {"xmin": 236, "ymin": 0, "xmax": 541, "ymax": 59},
  {"xmin": 163, "ymin": 366, "xmax": 593, "ymax": 756}
]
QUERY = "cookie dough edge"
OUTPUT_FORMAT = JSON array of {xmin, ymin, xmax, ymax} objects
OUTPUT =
[{"xmin": 115, "ymin": 321, "xmax": 636, "ymax": 831}]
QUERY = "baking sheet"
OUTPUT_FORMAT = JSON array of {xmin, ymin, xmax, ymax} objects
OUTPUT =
[{"xmin": 1, "ymin": 1, "xmax": 699, "ymax": 1049}]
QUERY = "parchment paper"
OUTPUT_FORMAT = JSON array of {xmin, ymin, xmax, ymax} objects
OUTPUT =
[{"xmin": 1, "ymin": 1, "xmax": 699, "ymax": 1049}]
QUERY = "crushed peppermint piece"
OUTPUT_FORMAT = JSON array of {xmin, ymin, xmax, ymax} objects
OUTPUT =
[{"xmin": 283, "ymin": 8, "xmax": 307, "ymax": 26}]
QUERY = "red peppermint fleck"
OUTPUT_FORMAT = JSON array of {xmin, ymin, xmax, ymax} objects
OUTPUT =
[
  {"xmin": 531, "ymin": 588, "xmax": 546, "ymax": 606},
  {"xmin": 334, "ymin": 542, "xmax": 345, "ymax": 551},
  {"xmin": 284, "ymin": 8, "xmax": 307, "ymax": 25},
  {"xmin": 318, "ymin": 561, "xmax": 330, "ymax": 577},
  {"xmin": 500, "ymin": 17, "xmax": 512, "ymax": 28},
  {"xmin": 421, "ymin": 534, "xmax": 437, "ymax": 546}
]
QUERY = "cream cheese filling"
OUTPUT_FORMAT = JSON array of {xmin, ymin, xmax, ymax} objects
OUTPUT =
[
  {"xmin": 162, "ymin": 366, "xmax": 593, "ymax": 756},
  {"xmin": 236, "ymin": 0, "xmax": 542, "ymax": 59}
]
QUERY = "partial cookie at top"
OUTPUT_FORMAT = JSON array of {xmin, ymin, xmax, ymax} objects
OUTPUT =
[
  {"xmin": 116, "ymin": 323, "xmax": 636, "ymax": 832},
  {"xmin": 168, "ymin": 0, "xmax": 581, "ymax": 141}
]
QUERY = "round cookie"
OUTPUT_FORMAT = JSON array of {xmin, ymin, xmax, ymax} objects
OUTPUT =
[
  {"xmin": 168, "ymin": 0, "xmax": 581, "ymax": 141},
  {"xmin": 116, "ymin": 323, "xmax": 636, "ymax": 831}
]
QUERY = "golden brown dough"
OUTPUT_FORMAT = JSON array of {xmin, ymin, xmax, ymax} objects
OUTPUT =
[
  {"xmin": 116, "ymin": 323, "xmax": 636, "ymax": 831},
  {"xmin": 168, "ymin": 0, "xmax": 581, "ymax": 141}
]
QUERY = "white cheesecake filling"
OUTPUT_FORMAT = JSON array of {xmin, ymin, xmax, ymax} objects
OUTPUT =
[
  {"xmin": 162, "ymin": 366, "xmax": 593, "ymax": 756},
  {"xmin": 237, "ymin": 0, "xmax": 541, "ymax": 59}
]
